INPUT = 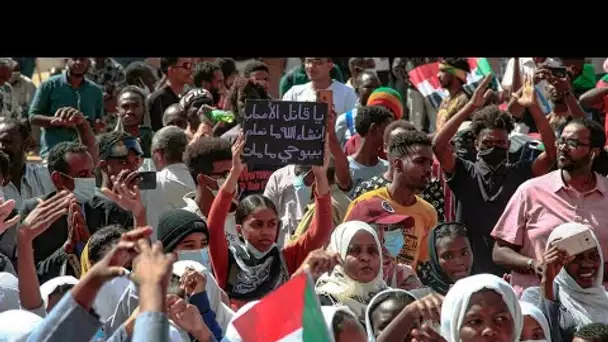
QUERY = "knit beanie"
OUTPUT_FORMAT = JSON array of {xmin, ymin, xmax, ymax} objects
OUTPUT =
[
  {"xmin": 157, "ymin": 209, "xmax": 209, "ymax": 253},
  {"xmin": 366, "ymin": 87, "xmax": 404, "ymax": 120}
]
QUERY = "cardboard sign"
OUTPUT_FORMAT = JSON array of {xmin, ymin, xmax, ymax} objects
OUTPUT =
[{"xmin": 242, "ymin": 100, "xmax": 327, "ymax": 166}]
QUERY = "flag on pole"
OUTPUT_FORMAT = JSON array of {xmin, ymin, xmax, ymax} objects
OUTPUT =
[
  {"xmin": 408, "ymin": 58, "xmax": 503, "ymax": 109},
  {"xmin": 230, "ymin": 272, "xmax": 333, "ymax": 342}
]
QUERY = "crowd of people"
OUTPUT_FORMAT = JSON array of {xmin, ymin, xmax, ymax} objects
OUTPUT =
[{"xmin": 0, "ymin": 56, "xmax": 608, "ymax": 341}]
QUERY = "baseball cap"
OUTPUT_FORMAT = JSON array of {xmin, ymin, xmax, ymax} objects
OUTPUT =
[
  {"xmin": 100, "ymin": 135, "xmax": 144, "ymax": 160},
  {"xmin": 347, "ymin": 197, "xmax": 415, "ymax": 227}
]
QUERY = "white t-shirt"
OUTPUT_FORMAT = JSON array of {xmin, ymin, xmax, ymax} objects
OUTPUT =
[{"xmin": 282, "ymin": 81, "xmax": 357, "ymax": 115}]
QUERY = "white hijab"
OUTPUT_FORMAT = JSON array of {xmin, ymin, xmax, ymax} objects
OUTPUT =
[
  {"xmin": 520, "ymin": 301, "xmax": 551, "ymax": 342},
  {"xmin": 39, "ymin": 276, "xmax": 79, "ymax": 310},
  {"xmin": 547, "ymin": 222, "xmax": 608, "ymax": 327},
  {"xmin": 0, "ymin": 309, "xmax": 42, "ymax": 341},
  {"xmin": 0, "ymin": 272, "xmax": 19, "ymax": 313},
  {"xmin": 172, "ymin": 260, "xmax": 235, "ymax": 331},
  {"xmin": 315, "ymin": 221, "xmax": 387, "ymax": 319},
  {"xmin": 440, "ymin": 274, "xmax": 523, "ymax": 342},
  {"xmin": 364, "ymin": 289, "xmax": 415, "ymax": 342},
  {"xmin": 93, "ymin": 272, "xmax": 131, "ymax": 322}
]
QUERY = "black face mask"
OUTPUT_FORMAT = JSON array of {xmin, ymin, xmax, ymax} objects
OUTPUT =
[{"xmin": 477, "ymin": 146, "xmax": 508, "ymax": 169}]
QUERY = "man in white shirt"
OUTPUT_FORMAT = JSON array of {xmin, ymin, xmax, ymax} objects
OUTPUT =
[
  {"xmin": 141, "ymin": 126, "xmax": 195, "ymax": 231},
  {"xmin": 282, "ymin": 57, "xmax": 357, "ymax": 114}
]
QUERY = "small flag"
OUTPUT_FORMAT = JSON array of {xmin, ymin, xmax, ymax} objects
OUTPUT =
[
  {"xmin": 408, "ymin": 58, "xmax": 503, "ymax": 110},
  {"xmin": 231, "ymin": 272, "xmax": 333, "ymax": 342}
]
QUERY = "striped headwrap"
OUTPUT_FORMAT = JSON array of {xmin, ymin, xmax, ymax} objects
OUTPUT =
[
  {"xmin": 366, "ymin": 87, "xmax": 404, "ymax": 120},
  {"xmin": 439, "ymin": 62, "xmax": 468, "ymax": 82}
]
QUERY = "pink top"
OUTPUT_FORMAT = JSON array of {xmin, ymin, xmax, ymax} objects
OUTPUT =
[{"xmin": 491, "ymin": 170, "xmax": 608, "ymax": 295}]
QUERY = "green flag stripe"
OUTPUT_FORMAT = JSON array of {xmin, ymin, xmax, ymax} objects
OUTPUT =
[{"xmin": 302, "ymin": 279, "xmax": 332, "ymax": 342}]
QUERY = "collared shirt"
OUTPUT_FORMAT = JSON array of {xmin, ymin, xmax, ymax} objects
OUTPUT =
[
  {"xmin": 282, "ymin": 80, "xmax": 357, "ymax": 115},
  {"xmin": 1, "ymin": 163, "xmax": 55, "ymax": 209},
  {"xmin": 446, "ymin": 157, "xmax": 534, "ymax": 276},
  {"xmin": 491, "ymin": 170, "xmax": 608, "ymax": 294},
  {"xmin": 9, "ymin": 74, "xmax": 37, "ymax": 117},
  {"xmin": 86, "ymin": 58, "xmax": 126, "ymax": 95},
  {"xmin": 28, "ymin": 73, "xmax": 104, "ymax": 158}
]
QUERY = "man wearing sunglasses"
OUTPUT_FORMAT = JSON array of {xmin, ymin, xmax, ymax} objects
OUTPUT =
[
  {"xmin": 28, "ymin": 57, "xmax": 104, "ymax": 159},
  {"xmin": 148, "ymin": 57, "xmax": 194, "ymax": 131}
]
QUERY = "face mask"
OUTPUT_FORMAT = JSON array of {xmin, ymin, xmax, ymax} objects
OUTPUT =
[
  {"xmin": 177, "ymin": 248, "xmax": 210, "ymax": 269},
  {"xmin": 245, "ymin": 240, "xmax": 277, "ymax": 259},
  {"xmin": 73, "ymin": 177, "xmax": 96, "ymax": 203},
  {"xmin": 384, "ymin": 229, "xmax": 405, "ymax": 257},
  {"xmin": 477, "ymin": 146, "xmax": 508, "ymax": 169},
  {"xmin": 206, "ymin": 176, "xmax": 226, "ymax": 198}
]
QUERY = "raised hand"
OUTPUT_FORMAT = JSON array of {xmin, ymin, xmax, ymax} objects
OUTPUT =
[
  {"xmin": 180, "ymin": 267, "xmax": 207, "ymax": 296},
  {"xmin": 411, "ymin": 323, "xmax": 447, "ymax": 342},
  {"xmin": 292, "ymin": 249, "xmax": 342, "ymax": 282},
  {"xmin": 469, "ymin": 75, "xmax": 494, "ymax": 108},
  {"xmin": 312, "ymin": 133, "xmax": 331, "ymax": 175},
  {"xmin": 231, "ymin": 132, "xmax": 247, "ymax": 176},
  {"xmin": 102, "ymin": 170, "xmax": 144, "ymax": 216},
  {"xmin": 64, "ymin": 200, "xmax": 90, "ymax": 254},
  {"xmin": 515, "ymin": 75, "xmax": 539, "ymax": 108},
  {"xmin": 51, "ymin": 107, "xmax": 86, "ymax": 128},
  {"xmin": 131, "ymin": 239, "xmax": 175, "ymax": 289},
  {"xmin": 0, "ymin": 198, "xmax": 20, "ymax": 235},
  {"xmin": 18, "ymin": 191, "xmax": 74, "ymax": 242},
  {"xmin": 404, "ymin": 292, "xmax": 444, "ymax": 324},
  {"xmin": 168, "ymin": 297, "xmax": 212, "ymax": 340}
]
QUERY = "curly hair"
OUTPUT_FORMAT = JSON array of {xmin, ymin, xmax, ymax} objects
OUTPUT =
[
  {"xmin": 388, "ymin": 129, "xmax": 432, "ymax": 159},
  {"xmin": 47, "ymin": 142, "xmax": 89, "ymax": 175},
  {"xmin": 470, "ymin": 105, "xmax": 514, "ymax": 137},
  {"xmin": 355, "ymin": 105, "xmax": 394, "ymax": 137},
  {"xmin": 574, "ymin": 323, "xmax": 608, "ymax": 342},
  {"xmin": 193, "ymin": 61, "xmax": 220, "ymax": 88},
  {"xmin": 184, "ymin": 137, "xmax": 232, "ymax": 182},
  {"xmin": 242, "ymin": 61, "xmax": 269, "ymax": 77}
]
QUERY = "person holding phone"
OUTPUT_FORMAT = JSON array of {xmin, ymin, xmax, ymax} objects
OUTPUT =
[{"xmin": 521, "ymin": 223, "xmax": 608, "ymax": 342}]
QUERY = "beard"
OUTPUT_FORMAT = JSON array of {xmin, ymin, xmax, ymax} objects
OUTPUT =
[{"xmin": 210, "ymin": 88, "xmax": 221, "ymax": 106}]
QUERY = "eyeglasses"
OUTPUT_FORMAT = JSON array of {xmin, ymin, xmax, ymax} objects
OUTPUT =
[{"xmin": 555, "ymin": 138, "xmax": 590, "ymax": 149}]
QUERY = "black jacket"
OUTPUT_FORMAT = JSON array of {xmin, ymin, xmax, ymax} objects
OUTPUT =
[{"xmin": 18, "ymin": 189, "xmax": 133, "ymax": 283}]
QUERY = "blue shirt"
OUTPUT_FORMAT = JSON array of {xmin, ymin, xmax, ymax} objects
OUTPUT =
[{"xmin": 28, "ymin": 72, "xmax": 103, "ymax": 158}]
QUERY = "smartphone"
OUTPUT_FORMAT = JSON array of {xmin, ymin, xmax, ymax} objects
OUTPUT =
[
  {"xmin": 316, "ymin": 89, "xmax": 333, "ymax": 114},
  {"xmin": 138, "ymin": 171, "xmax": 157, "ymax": 190},
  {"xmin": 553, "ymin": 229, "xmax": 597, "ymax": 256},
  {"xmin": 548, "ymin": 66, "xmax": 568, "ymax": 78}
]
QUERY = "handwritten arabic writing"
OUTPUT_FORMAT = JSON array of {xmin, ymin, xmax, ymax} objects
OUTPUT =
[{"xmin": 243, "ymin": 100, "xmax": 327, "ymax": 166}]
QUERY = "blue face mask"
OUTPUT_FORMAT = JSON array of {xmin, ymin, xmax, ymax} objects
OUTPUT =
[
  {"xmin": 384, "ymin": 230, "xmax": 405, "ymax": 257},
  {"xmin": 178, "ymin": 248, "xmax": 210, "ymax": 269}
]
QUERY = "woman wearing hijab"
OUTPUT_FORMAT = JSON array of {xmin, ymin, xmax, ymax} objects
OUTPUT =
[
  {"xmin": 364, "ymin": 289, "xmax": 417, "ymax": 341},
  {"xmin": 520, "ymin": 301, "xmax": 551, "ymax": 342},
  {"xmin": 315, "ymin": 220, "xmax": 387, "ymax": 322},
  {"xmin": 521, "ymin": 222, "xmax": 608, "ymax": 342},
  {"xmin": 416, "ymin": 222, "xmax": 474, "ymax": 295},
  {"xmin": 441, "ymin": 273, "xmax": 523, "ymax": 342}
]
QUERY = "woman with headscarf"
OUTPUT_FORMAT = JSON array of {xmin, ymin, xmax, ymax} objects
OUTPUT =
[
  {"xmin": 416, "ymin": 222, "xmax": 474, "ymax": 296},
  {"xmin": 441, "ymin": 273, "xmax": 523, "ymax": 342},
  {"xmin": 521, "ymin": 222, "xmax": 608, "ymax": 342},
  {"xmin": 520, "ymin": 301, "xmax": 551, "ymax": 342},
  {"xmin": 315, "ymin": 220, "xmax": 387, "ymax": 322},
  {"xmin": 364, "ymin": 289, "xmax": 417, "ymax": 341}
]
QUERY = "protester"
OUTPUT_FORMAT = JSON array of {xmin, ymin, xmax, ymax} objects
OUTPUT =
[
  {"xmin": 193, "ymin": 61, "xmax": 225, "ymax": 108},
  {"xmin": 148, "ymin": 57, "xmax": 193, "ymax": 131},
  {"xmin": 279, "ymin": 57, "xmax": 345, "ymax": 98},
  {"xmin": 215, "ymin": 58, "xmax": 238, "ymax": 91},
  {"xmin": 242, "ymin": 60, "xmax": 271, "ymax": 93},
  {"xmin": 416, "ymin": 222, "xmax": 474, "ymax": 295},
  {"xmin": 440, "ymin": 273, "xmax": 523, "ymax": 342},
  {"xmin": 29, "ymin": 57, "xmax": 104, "ymax": 158},
  {"xmin": 520, "ymin": 301, "xmax": 552, "ymax": 342},
  {"xmin": 206, "ymin": 134, "xmax": 333, "ymax": 308},
  {"xmin": 345, "ymin": 129, "xmax": 438, "ymax": 269},
  {"xmin": 435, "ymin": 57, "xmax": 471, "ymax": 131},
  {"xmin": 521, "ymin": 223, "xmax": 608, "ymax": 342},
  {"xmin": 492, "ymin": 118, "xmax": 608, "ymax": 294},
  {"xmin": 434, "ymin": 75, "xmax": 556, "ymax": 276},
  {"xmin": 162, "ymin": 103, "xmax": 187, "ymax": 130},
  {"xmin": 364, "ymin": 289, "xmax": 417, "ymax": 341}
]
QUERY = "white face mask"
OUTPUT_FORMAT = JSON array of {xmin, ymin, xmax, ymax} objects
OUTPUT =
[
  {"xmin": 244, "ymin": 240, "xmax": 277, "ymax": 259},
  {"xmin": 73, "ymin": 177, "xmax": 96, "ymax": 203},
  {"xmin": 177, "ymin": 248, "xmax": 210, "ymax": 269}
]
